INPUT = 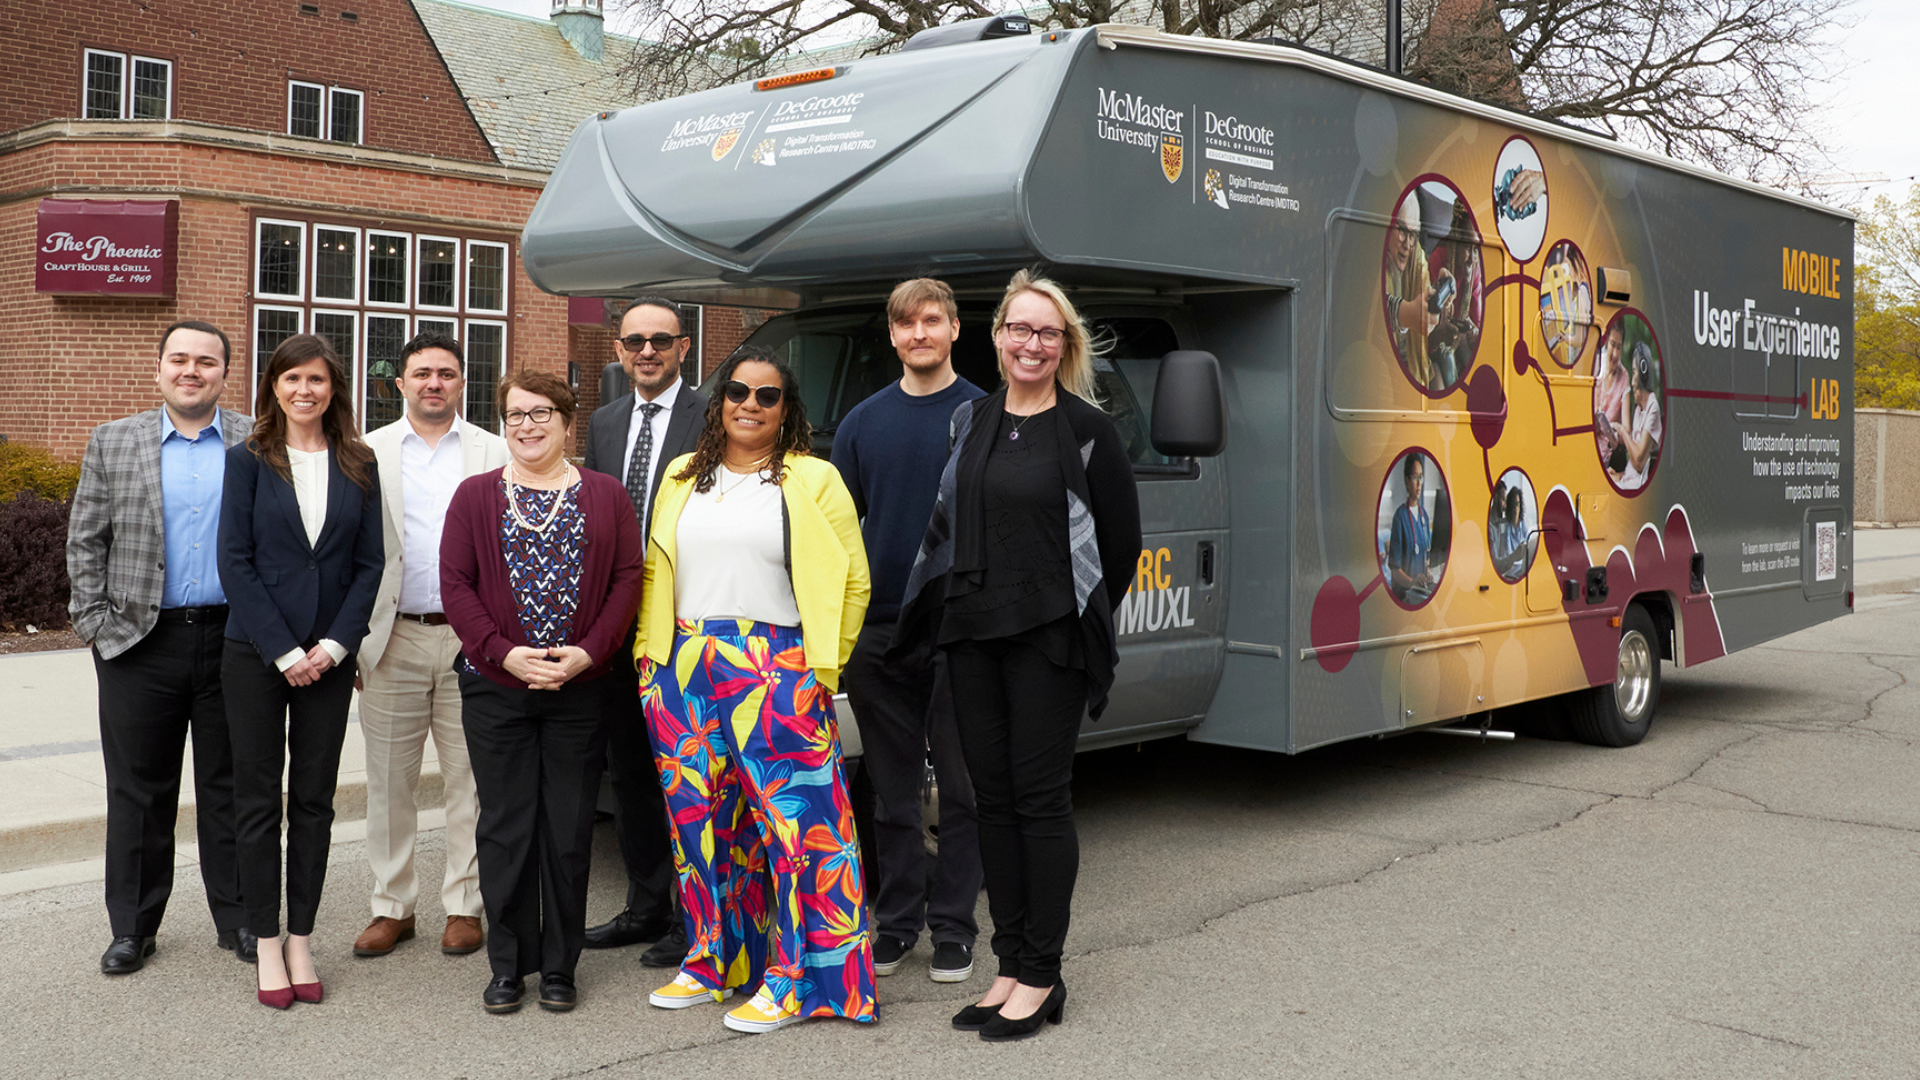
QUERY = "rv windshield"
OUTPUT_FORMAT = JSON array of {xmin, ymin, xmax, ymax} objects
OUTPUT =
[{"xmin": 726, "ymin": 305, "xmax": 1179, "ymax": 468}]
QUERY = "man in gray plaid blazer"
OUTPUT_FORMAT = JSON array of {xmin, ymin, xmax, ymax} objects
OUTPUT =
[{"xmin": 68, "ymin": 320, "xmax": 254, "ymax": 975}]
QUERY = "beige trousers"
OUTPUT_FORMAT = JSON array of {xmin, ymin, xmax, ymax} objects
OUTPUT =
[{"xmin": 359, "ymin": 618, "xmax": 481, "ymax": 919}]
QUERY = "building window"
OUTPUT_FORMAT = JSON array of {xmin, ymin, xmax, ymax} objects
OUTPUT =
[
  {"xmin": 84, "ymin": 50, "xmax": 171, "ymax": 119},
  {"xmin": 251, "ymin": 214, "xmax": 512, "ymax": 432},
  {"xmin": 288, "ymin": 81, "xmax": 364, "ymax": 144}
]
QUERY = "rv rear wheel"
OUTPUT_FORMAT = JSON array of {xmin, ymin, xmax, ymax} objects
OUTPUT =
[{"xmin": 1569, "ymin": 603, "xmax": 1660, "ymax": 747}]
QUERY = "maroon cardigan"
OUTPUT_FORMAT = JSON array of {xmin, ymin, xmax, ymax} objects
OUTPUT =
[{"xmin": 440, "ymin": 467, "xmax": 643, "ymax": 690}]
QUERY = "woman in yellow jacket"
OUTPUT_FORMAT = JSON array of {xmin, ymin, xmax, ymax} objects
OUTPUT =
[{"xmin": 634, "ymin": 347, "xmax": 875, "ymax": 1034}]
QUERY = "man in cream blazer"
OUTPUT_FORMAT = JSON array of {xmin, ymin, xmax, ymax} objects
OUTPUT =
[{"xmin": 352, "ymin": 332, "xmax": 510, "ymax": 958}]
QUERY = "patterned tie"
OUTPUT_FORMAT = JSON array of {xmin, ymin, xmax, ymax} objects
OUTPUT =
[{"xmin": 625, "ymin": 402, "xmax": 663, "ymax": 528}]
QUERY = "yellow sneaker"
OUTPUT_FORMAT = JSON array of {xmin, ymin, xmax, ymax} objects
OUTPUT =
[
  {"xmin": 648, "ymin": 972, "xmax": 733, "ymax": 1010},
  {"xmin": 722, "ymin": 989, "xmax": 802, "ymax": 1033}
]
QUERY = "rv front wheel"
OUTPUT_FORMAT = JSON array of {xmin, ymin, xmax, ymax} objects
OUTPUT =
[{"xmin": 1569, "ymin": 603, "xmax": 1660, "ymax": 747}]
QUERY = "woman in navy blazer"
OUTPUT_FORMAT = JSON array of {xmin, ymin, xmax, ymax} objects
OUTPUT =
[{"xmin": 219, "ymin": 334, "xmax": 383, "ymax": 1009}]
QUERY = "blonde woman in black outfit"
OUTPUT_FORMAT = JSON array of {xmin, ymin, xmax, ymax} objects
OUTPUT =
[{"xmin": 894, "ymin": 270, "xmax": 1141, "ymax": 1041}]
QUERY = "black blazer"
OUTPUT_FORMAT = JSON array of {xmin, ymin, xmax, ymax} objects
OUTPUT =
[
  {"xmin": 218, "ymin": 442, "xmax": 384, "ymax": 667},
  {"xmin": 583, "ymin": 380, "xmax": 708, "ymax": 525}
]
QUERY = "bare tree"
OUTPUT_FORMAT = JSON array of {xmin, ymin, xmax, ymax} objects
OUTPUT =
[{"xmin": 617, "ymin": 0, "xmax": 1850, "ymax": 185}]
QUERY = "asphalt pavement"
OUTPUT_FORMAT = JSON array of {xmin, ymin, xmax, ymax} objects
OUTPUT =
[{"xmin": 3, "ymin": 528, "xmax": 1918, "ymax": 1077}]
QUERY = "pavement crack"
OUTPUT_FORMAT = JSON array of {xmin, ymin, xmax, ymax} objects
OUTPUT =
[
  {"xmin": 1859, "ymin": 654, "xmax": 1911, "ymax": 727},
  {"xmin": 1678, "ymin": 1016, "xmax": 1813, "ymax": 1050}
]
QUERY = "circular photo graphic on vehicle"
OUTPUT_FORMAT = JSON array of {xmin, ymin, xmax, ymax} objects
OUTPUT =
[
  {"xmin": 1590, "ymin": 310, "xmax": 1665, "ymax": 496},
  {"xmin": 1376, "ymin": 447, "xmax": 1451, "ymax": 609},
  {"xmin": 1538, "ymin": 240, "xmax": 1593, "ymax": 369},
  {"xmin": 1487, "ymin": 468, "xmax": 1539, "ymax": 583},
  {"xmin": 1492, "ymin": 136, "xmax": 1548, "ymax": 263},
  {"xmin": 1381, "ymin": 176, "xmax": 1486, "ymax": 398}
]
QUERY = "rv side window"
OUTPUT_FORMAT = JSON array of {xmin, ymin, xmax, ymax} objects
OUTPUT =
[{"xmin": 1089, "ymin": 317, "xmax": 1181, "ymax": 472}]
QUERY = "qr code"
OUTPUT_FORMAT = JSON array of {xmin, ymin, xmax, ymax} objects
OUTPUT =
[{"xmin": 1814, "ymin": 521, "xmax": 1837, "ymax": 582}]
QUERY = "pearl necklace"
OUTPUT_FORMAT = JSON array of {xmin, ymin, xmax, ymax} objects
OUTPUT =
[{"xmin": 505, "ymin": 461, "xmax": 575, "ymax": 534}]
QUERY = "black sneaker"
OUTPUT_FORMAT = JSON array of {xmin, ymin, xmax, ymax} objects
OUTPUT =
[
  {"xmin": 929, "ymin": 941, "xmax": 973, "ymax": 983},
  {"xmin": 872, "ymin": 934, "xmax": 910, "ymax": 977}
]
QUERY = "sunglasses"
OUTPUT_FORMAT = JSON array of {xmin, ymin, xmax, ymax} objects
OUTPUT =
[
  {"xmin": 618, "ymin": 333, "xmax": 687, "ymax": 352},
  {"xmin": 722, "ymin": 380, "xmax": 785, "ymax": 408}
]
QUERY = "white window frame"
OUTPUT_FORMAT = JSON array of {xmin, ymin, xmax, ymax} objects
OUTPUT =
[
  {"xmin": 465, "ymin": 318, "xmax": 510, "ymax": 432},
  {"xmin": 414, "ymin": 315, "xmax": 459, "ymax": 339},
  {"xmin": 363, "ymin": 229, "xmax": 412, "ymax": 309},
  {"xmin": 465, "ymin": 239, "xmax": 510, "ymax": 315},
  {"xmin": 329, "ymin": 87, "xmax": 365, "ymax": 145},
  {"xmin": 128, "ymin": 56, "xmax": 172, "ymax": 119},
  {"xmin": 362, "ymin": 313, "xmax": 412, "ymax": 432},
  {"xmin": 311, "ymin": 308, "xmax": 359, "ymax": 366},
  {"xmin": 253, "ymin": 218, "xmax": 307, "ymax": 301},
  {"xmin": 311, "ymin": 224, "xmax": 361, "ymax": 305},
  {"xmin": 83, "ymin": 49, "xmax": 124, "ymax": 118},
  {"xmin": 251, "ymin": 304, "xmax": 306, "ymax": 394},
  {"xmin": 287, "ymin": 80, "xmax": 325, "ymax": 139},
  {"xmin": 414, "ymin": 235, "xmax": 461, "ymax": 313}
]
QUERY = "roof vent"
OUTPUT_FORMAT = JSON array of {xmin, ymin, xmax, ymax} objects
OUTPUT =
[{"xmin": 901, "ymin": 15, "xmax": 1032, "ymax": 52}]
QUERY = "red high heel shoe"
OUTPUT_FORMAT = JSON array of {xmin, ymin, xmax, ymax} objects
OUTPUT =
[
  {"xmin": 257, "ymin": 968, "xmax": 295, "ymax": 1010},
  {"xmin": 292, "ymin": 978, "xmax": 323, "ymax": 1004}
]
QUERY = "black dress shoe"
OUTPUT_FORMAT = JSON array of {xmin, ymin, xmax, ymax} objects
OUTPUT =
[
  {"xmin": 639, "ymin": 922, "xmax": 688, "ymax": 968},
  {"xmin": 539, "ymin": 972, "xmax": 578, "ymax": 1012},
  {"xmin": 483, "ymin": 976, "xmax": 525, "ymax": 1014},
  {"xmin": 583, "ymin": 908, "xmax": 669, "ymax": 950},
  {"xmin": 979, "ymin": 983, "xmax": 1066, "ymax": 1042},
  {"xmin": 101, "ymin": 935, "xmax": 156, "ymax": 975},
  {"xmin": 951, "ymin": 1000, "xmax": 1002, "ymax": 1031},
  {"xmin": 217, "ymin": 928, "xmax": 259, "ymax": 964}
]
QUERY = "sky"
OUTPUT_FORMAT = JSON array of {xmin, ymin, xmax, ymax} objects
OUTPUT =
[{"xmin": 457, "ymin": 0, "xmax": 1916, "ymax": 207}]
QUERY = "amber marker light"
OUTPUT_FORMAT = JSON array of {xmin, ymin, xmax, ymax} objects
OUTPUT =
[{"xmin": 755, "ymin": 68, "xmax": 838, "ymax": 91}]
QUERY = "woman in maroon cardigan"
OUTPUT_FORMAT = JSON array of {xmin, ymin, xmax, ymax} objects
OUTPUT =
[{"xmin": 440, "ymin": 370, "xmax": 643, "ymax": 1016}]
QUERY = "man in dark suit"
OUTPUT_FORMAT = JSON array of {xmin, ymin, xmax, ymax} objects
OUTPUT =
[
  {"xmin": 68, "ymin": 320, "xmax": 254, "ymax": 974},
  {"xmin": 581, "ymin": 297, "xmax": 708, "ymax": 968}
]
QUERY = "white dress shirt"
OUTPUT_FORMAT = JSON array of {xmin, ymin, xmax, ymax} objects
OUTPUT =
[
  {"xmin": 397, "ymin": 421, "xmax": 465, "ymax": 614},
  {"xmin": 277, "ymin": 446, "xmax": 346, "ymax": 671},
  {"xmin": 621, "ymin": 378, "xmax": 682, "ymax": 539}
]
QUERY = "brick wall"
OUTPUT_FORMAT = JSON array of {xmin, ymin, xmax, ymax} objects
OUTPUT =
[
  {"xmin": 4, "ymin": 135, "xmax": 555, "ymax": 458},
  {"xmin": 1, "ymin": 0, "xmax": 494, "ymax": 164}
]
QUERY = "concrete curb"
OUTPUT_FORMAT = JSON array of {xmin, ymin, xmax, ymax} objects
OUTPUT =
[
  {"xmin": 0, "ymin": 764, "xmax": 446, "ymax": 875},
  {"xmin": 1857, "ymin": 575, "xmax": 1920, "ymax": 597}
]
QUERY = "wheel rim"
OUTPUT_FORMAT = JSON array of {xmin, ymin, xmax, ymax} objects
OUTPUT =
[{"xmin": 1614, "ymin": 629, "xmax": 1653, "ymax": 723}]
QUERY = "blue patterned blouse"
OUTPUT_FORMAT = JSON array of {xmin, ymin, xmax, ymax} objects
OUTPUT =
[{"xmin": 499, "ymin": 479, "xmax": 586, "ymax": 649}]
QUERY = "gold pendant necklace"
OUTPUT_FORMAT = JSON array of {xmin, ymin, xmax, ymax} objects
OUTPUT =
[{"xmin": 715, "ymin": 453, "xmax": 772, "ymax": 502}]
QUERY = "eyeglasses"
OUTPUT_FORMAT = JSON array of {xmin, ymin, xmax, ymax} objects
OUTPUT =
[
  {"xmin": 503, "ymin": 406, "xmax": 560, "ymax": 426},
  {"xmin": 1003, "ymin": 322, "xmax": 1065, "ymax": 348},
  {"xmin": 722, "ymin": 381, "xmax": 784, "ymax": 408},
  {"xmin": 618, "ymin": 333, "xmax": 687, "ymax": 353}
]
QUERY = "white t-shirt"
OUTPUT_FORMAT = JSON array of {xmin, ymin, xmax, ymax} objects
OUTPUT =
[
  {"xmin": 1620, "ymin": 393, "xmax": 1663, "ymax": 489},
  {"xmin": 673, "ymin": 468, "xmax": 801, "ymax": 627}
]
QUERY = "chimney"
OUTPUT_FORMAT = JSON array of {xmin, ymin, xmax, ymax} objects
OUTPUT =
[{"xmin": 551, "ymin": 0, "xmax": 604, "ymax": 62}]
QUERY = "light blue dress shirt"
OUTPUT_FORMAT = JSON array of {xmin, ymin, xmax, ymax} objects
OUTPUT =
[{"xmin": 159, "ymin": 410, "xmax": 227, "ymax": 609}]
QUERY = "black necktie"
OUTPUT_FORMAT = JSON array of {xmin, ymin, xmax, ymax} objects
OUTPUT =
[{"xmin": 625, "ymin": 402, "xmax": 663, "ymax": 528}]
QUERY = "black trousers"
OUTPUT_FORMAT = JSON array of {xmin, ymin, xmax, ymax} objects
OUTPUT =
[
  {"xmin": 222, "ymin": 640, "xmax": 355, "ymax": 938},
  {"xmin": 95, "ymin": 617, "xmax": 245, "ymax": 938},
  {"xmin": 601, "ymin": 626, "xmax": 675, "ymax": 920},
  {"xmin": 843, "ymin": 621, "xmax": 981, "ymax": 949},
  {"xmin": 461, "ymin": 671, "xmax": 607, "ymax": 981},
  {"xmin": 946, "ymin": 637, "xmax": 1087, "ymax": 988}
]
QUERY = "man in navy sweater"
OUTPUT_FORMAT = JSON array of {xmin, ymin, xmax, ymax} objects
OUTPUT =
[{"xmin": 832, "ymin": 278, "xmax": 985, "ymax": 983}]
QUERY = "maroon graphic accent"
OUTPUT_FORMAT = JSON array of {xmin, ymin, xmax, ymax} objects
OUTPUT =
[
  {"xmin": 1466, "ymin": 364, "xmax": 1506, "ymax": 450},
  {"xmin": 1310, "ymin": 575, "xmax": 1365, "ymax": 672},
  {"xmin": 1539, "ymin": 492, "xmax": 1726, "ymax": 686},
  {"xmin": 1666, "ymin": 387, "xmax": 1807, "ymax": 408},
  {"xmin": 1486, "ymin": 272, "xmax": 1541, "ymax": 291},
  {"xmin": 1512, "ymin": 338, "xmax": 1594, "ymax": 441}
]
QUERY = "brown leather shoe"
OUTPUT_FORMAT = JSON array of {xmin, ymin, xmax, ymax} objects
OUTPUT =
[
  {"xmin": 353, "ymin": 915, "xmax": 416, "ymax": 957},
  {"xmin": 442, "ymin": 915, "xmax": 484, "ymax": 955}
]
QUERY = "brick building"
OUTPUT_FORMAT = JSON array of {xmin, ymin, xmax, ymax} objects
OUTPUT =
[{"xmin": 2, "ymin": 0, "xmax": 756, "ymax": 460}]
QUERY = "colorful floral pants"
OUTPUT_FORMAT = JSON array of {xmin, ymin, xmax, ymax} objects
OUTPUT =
[{"xmin": 641, "ymin": 619, "xmax": 876, "ymax": 1022}]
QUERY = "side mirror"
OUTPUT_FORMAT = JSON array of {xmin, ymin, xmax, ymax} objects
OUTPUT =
[{"xmin": 1150, "ymin": 350, "xmax": 1226, "ymax": 458}]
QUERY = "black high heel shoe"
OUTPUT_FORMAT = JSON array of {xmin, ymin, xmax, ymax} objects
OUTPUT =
[
  {"xmin": 951, "ymin": 1000, "xmax": 1003, "ymax": 1031},
  {"xmin": 978, "ymin": 982, "xmax": 1065, "ymax": 1041}
]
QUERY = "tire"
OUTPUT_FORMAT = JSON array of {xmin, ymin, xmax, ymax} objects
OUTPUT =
[{"xmin": 1568, "ymin": 602, "xmax": 1661, "ymax": 747}]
